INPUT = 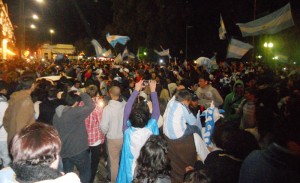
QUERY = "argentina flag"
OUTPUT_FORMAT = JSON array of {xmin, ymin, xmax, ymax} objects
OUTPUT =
[
  {"xmin": 154, "ymin": 48, "xmax": 171, "ymax": 58},
  {"xmin": 91, "ymin": 39, "xmax": 103, "ymax": 57},
  {"xmin": 106, "ymin": 33, "xmax": 130, "ymax": 47},
  {"xmin": 236, "ymin": 3, "xmax": 294, "ymax": 37},
  {"xmin": 102, "ymin": 49, "xmax": 113, "ymax": 58},
  {"xmin": 226, "ymin": 38, "xmax": 253, "ymax": 59}
]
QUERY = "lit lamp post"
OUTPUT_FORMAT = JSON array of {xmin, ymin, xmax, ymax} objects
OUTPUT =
[
  {"xmin": 19, "ymin": 0, "xmax": 43, "ymax": 58},
  {"xmin": 49, "ymin": 29, "xmax": 55, "ymax": 44},
  {"xmin": 32, "ymin": 14, "xmax": 39, "ymax": 20},
  {"xmin": 263, "ymin": 41, "xmax": 274, "ymax": 67},
  {"xmin": 263, "ymin": 42, "xmax": 273, "ymax": 48},
  {"xmin": 30, "ymin": 24, "xmax": 36, "ymax": 29}
]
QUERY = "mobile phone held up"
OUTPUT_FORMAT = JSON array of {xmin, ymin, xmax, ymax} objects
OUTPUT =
[{"xmin": 143, "ymin": 80, "xmax": 149, "ymax": 86}]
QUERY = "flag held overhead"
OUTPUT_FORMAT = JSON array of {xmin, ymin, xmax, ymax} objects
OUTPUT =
[
  {"xmin": 226, "ymin": 38, "xmax": 253, "ymax": 59},
  {"xmin": 154, "ymin": 48, "xmax": 171, "ymax": 59},
  {"xmin": 236, "ymin": 3, "xmax": 294, "ymax": 37},
  {"xmin": 91, "ymin": 39, "xmax": 103, "ymax": 57},
  {"xmin": 106, "ymin": 33, "xmax": 130, "ymax": 47}
]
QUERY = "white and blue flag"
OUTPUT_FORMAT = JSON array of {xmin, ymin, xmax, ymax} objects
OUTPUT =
[
  {"xmin": 114, "ymin": 53, "xmax": 123, "ymax": 63},
  {"xmin": 102, "ymin": 49, "xmax": 113, "ymax": 58},
  {"xmin": 226, "ymin": 38, "xmax": 253, "ymax": 59},
  {"xmin": 122, "ymin": 47, "xmax": 129, "ymax": 58},
  {"xmin": 91, "ymin": 39, "xmax": 103, "ymax": 57},
  {"xmin": 237, "ymin": 3, "xmax": 294, "ymax": 37},
  {"xmin": 106, "ymin": 33, "xmax": 130, "ymax": 47},
  {"xmin": 154, "ymin": 48, "xmax": 171, "ymax": 59}
]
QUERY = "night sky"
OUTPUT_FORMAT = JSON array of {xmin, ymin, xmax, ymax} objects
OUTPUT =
[{"xmin": 3, "ymin": 0, "xmax": 300, "ymax": 60}]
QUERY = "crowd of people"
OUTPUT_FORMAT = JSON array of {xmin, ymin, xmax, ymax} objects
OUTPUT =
[{"xmin": 0, "ymin": 57, "xmax": 299, "ymax": 183}]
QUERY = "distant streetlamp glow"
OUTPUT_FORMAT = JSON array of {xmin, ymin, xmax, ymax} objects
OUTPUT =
[
  {"xmin": 143, "ymin": 52, "xmax": 147, "ymax": 56},
  {"xmin": 264, "ymin": 42, "xmax": 274, "ymax": 48},
  {"xmin": 268, "ymin": 43, "xmax": 274, "ymax": 48},
  {"xmin": 49, "ymin": 29, "xmax": 55, "ymax": 43},
  {"xmin": 32, "ymin": 14, "xmax": 39, "ymax": 20},
  {"xmin": 30, "ymin": 24, "xmax": 36, "ymax": 29},
  {"xmin": 36, "ymin": 0, "xmax": 44, "ymax": 3}
]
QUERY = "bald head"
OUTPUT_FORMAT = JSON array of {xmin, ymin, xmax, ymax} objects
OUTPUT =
[{"xmin": 109, "ymin": 86, "xmax": 121, "ymax": 99}]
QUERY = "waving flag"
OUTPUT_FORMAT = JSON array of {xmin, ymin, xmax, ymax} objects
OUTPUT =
[
  {"xmin": 122, "ymin": 47, "xmax": 129, "ymax": 58},
  {"xmin": 226, "ymin": 38, "xmax": 253, "ymax": 59},
  {"xmin": 114, "ymin": 53, "xmax": 123, "ymax": 63},
  {"xmin": 136, "ymin": 48, "xmax": 140, "ymax": 59},
  {"xmin": 106, "ymin": 33, "xmax": 130, "ymax": 47},
  {"xmin": 91, "ymin": 39, "xmax": 103, "ymax": 57},
  {"xmin": 128, "ymin": 52, "xmax": 136, "ymax": 59},
  {"xmin": 102, "ymin": 49, "xmax": 113, "ymax": 58},
  {"xmin": 154, "ymin": 48, "xmax": 171, "ymax": 58},
  {"xmin": 219, "ymin": 15, "xmax": 227, "ymax": 40},
  {"xmin": 237, "ymin": 3, "xmax": 294, "ymax": 37}
]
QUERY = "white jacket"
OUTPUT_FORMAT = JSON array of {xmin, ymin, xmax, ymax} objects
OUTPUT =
[{"xmin": 100, "ymin": 99, "xmax": 126, "ymax": 139}]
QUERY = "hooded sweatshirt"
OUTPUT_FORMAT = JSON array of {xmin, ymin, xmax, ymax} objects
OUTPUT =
[
  {"xmin": 100, "ymin": 99, "xmax": 126, "ymax": 139},
  {"xmin": 196, "ymin": 85, "xmax": 223, "ymax": 108},
  {"xmin": 223, "ymin": 80, "xmax": 245, "ymax": 121},
  {"xmin": 53, "ymin": 93, "xmax": 95, "ymax": 158}
]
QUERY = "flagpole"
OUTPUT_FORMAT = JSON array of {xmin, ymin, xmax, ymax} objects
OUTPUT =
[
  {"xmin": 185, "ymin": 25, "xmax": 188, "ymax": 60},
  {"xmin": 252, "ymin": 0, "xmax": 257, "ymax": 61}
]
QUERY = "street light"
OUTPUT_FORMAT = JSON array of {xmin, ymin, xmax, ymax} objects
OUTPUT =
[
  {"xmin": 32, "ymin": 14, "xmax": 39, "ymax": 20},
  {"xmin": 19, "ymin": 0, "xmax": 44, "ymax": 58},
  {"xmin": 263, "ymin": 42, "xmax": 275, "ymax": 67},
  {"xmin": 264, "ymin": 42, "xmax": 273, "ymax": 48},
  {"xmin": 30, "ymin": 24, "xmax": 36, "ymax": 29},
  {"xmin": 49, "ymin": 29, "xmax": 55, "ymax": 44}
]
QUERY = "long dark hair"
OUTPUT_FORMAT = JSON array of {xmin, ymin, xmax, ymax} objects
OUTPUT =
[{"xmin": 133, "ymin": 135, "xmax": 170, "ymax": 183}]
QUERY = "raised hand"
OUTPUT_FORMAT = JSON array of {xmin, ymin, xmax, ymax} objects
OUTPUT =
[
  {"xmin": 135, "ymin": 80, "xmax": 143, "ymax": 92},
  {"xmin": 149, "ymin": 80, "xmax": 157, "ymax": 92}
]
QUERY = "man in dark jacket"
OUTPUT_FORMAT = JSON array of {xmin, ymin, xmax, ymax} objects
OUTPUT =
[
  {"xmin": 37, "ymin": 86, "xmax": 63, "ymax": 125},
  {"xmin": 53, "ymin": 91, "xmax": 95, "ymax": 183}
]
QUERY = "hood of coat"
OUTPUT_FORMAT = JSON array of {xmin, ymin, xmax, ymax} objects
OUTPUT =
[{"xmin": 55, "ymin": 105, "xmax": 70, "ymax": 118}]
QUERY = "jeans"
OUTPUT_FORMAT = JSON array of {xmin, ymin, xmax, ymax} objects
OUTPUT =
[
  {"xmin": 89, "ymin": 145, "xmax": 101, "ymax": 183},
  {"xmin": 62, "ymin": 149, "xmax": 91, "ymax": 183}
]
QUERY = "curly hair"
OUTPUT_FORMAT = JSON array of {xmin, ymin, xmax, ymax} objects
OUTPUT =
[{"xmin": 133, "ymin": 135, "xmax": 170, "ymax": 183}]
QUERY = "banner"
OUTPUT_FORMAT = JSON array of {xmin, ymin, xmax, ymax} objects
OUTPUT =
[
  {"xmin": 154, "ymin": 48, "xmax": 171, "ymax": 58},
  {"xmin": 226, "ymin": 38, "xmax": 253, "ymax": 59},
  {"xmin": 106, "ymin": 33, "xmax": 130, "ymax": 47},
  {"xmin": 236, "ymin": 3, "xmax": 294, "ymax": 37},
  {"xmin": 91, "ymin": 39, "xmax": 103, "ymax": 57}
]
